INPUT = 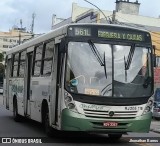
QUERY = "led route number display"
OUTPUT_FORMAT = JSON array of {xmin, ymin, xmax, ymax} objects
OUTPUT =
[{"xmin": 74, "ymin": 27, "xmax": 91, "ymax": 36}]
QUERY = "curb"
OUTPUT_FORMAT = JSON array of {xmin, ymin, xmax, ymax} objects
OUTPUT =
[{"xmin": 150, "ymin": 129, "xmax": 160, "ymax": 134}]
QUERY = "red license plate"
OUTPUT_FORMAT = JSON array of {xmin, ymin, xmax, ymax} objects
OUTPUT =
[{"xmin": 103, "ymin": 122, "xmax": 118, "ymax": 127}]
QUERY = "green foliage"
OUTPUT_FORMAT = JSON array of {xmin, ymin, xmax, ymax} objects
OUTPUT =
[
  {"xmin": 0, "ymin": 53, "xmax": 4, "ymax": 62},
  {"xmin": 0, "ymin": 63, "xmax": 4, "ymax": 79}
]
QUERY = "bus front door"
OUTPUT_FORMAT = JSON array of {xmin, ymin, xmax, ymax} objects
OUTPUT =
[{"xmin": 6, "ymin": 58, "xmax": 12, "ymax": 109}]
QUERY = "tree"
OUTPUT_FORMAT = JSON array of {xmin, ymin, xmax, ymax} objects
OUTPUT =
[
  {"xmin": 0, "ymin": 53, "xmax": 4, "ymax": 62},
  {"xmin": 0, "ymin": 63, "xmax": 4, "ymax": 83}
]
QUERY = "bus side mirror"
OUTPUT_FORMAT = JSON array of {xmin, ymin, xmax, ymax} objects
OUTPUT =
[{"xmin": 59, "ymin": 38, "xmax": 66, "ymax": 53}]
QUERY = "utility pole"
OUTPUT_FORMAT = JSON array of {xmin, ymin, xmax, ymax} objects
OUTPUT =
[
  {"xmin": 20, "ymin": 19, "xmax": 23, "ymax": 29},
  {"xmin": 112, "ymin": 10, "xmax": 116, "ymax": 24},
  {"xmin": 19, "ymin": 19, "xmax": 22, "ymax": 45},
  {"xmin": 31, "ymin": 13, "xmax": 36, "ymax": 35},
  {"xmin": 19, "ymin": 33, "xmax": 21, "ymax": 45}
]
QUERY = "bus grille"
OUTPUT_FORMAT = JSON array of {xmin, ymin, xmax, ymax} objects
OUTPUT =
[{"xmin": 83, "ymin": 109, "xmax": 137, "ymax": 119}]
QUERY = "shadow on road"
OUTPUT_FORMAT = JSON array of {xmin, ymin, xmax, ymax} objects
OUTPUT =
[
  {"xmin": 47, "ymin": 133, "xmax": 128, "ymax": 144},
  {"xmin": 0, "ymin": 107, "xmax": 129, "ymax": 144},
  {"xmin": 10, "ymin": 117, "xmax": 129, "ymax": 144}
]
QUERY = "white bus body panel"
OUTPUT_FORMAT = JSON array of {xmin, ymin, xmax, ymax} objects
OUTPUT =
[
  {"xmin": 30, "ymin": 77, "xmax": 51, "ymax": 122},
  {"xmin": 50, "ymin": 48, "xmax": 58, "ymax": 126},
  {"xmin": 10, "ymin": 78, "xmax": 25, "ymax": 116}
]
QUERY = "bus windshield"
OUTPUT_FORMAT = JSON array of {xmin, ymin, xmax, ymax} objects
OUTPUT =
[{"xmin": 65, "ymin": 41, "xmax": 152, "ymax": 97}]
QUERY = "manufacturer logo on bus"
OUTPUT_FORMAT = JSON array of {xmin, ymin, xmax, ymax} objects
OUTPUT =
[{"xmin": 109, "ymin": 111, "xmax": 114, "ymax": 117}]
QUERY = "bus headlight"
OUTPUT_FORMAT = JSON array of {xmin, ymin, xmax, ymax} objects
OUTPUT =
[
  {"xmin": 65, "ymin": 96, "xmax": 72, "ymax": 103},
  {"xmin": 64, "ymin": 91, "xmax": 78, "ymax": 112},
  {"xmin": 68, "ymin": 103, "xmax": 76, "ymax": 109},
  {"xmin": 142, "ymin": 98, "xmax": 153, "ymax": 115}
]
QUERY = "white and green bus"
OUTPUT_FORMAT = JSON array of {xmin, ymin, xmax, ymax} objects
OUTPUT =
[{"xmin": 3, "ymin": 24, "xmax": 154, "ymax": 139}]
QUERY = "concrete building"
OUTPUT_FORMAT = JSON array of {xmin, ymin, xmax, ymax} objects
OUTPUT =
[
  {"xmin": 115, "ymin": 0, "xmax": 140, "ymax": 15},
  {"xmin": 52, "ymin": 0, "xmax": 160, "ymax": 56},
  {"xmin": 0, "ymin": 26, "xmax": 33, "ymax": 53}
]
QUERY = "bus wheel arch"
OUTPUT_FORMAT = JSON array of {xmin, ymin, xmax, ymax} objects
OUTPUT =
[{"xmin": 13, "ymin": 95, "xmax": 21, "ymax": 122}]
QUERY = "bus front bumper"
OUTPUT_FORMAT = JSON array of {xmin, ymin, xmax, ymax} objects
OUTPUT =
[{"xmin": 61, "ymin": 109, "xmax": 152, "ymax": 133}]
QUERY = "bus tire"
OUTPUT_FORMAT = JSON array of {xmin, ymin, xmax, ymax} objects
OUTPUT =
[
  {"xmin": 44, "ymin": 110, "xmax": 53, "ymax": 137},
  {"xmin": 108, "ymin": 134, "xmax": 122, "ymax": 140},
  {"xmin": 13, "ymin": 99, "xmax": 21, "ymax": 122},
  {"xmin": 155, "ymin": 117, "xmax": 160, "ymax": 120}
]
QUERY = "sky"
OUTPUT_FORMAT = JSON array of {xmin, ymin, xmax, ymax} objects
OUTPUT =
[{"xmin": 0, "ymin": 0, "xmax": 160, "ymax": 33}]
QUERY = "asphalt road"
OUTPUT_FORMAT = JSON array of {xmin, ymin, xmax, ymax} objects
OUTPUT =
[{"xmin": 0, "ymin": 94, "xmax": 160, "ymax": 146}]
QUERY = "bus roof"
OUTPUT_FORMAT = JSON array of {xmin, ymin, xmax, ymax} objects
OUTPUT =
[{"xmin": 6, "ymin": 23, "xmax": 149, "ymax": 55}]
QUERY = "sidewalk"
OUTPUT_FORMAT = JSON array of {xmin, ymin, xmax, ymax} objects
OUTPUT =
[{"xmin": 150, "ymin": 119, "xmax": 160, "ymax": 133}]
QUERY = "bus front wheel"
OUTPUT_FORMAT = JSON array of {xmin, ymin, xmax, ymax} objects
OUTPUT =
[{"xmin": 13, "ymin": 99, "xmax": 21, "ymax": 122}]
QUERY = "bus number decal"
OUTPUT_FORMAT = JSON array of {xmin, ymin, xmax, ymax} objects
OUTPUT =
[{"xmin": 125, "ymin": 106, "xmax": 143, "ymax": 111}]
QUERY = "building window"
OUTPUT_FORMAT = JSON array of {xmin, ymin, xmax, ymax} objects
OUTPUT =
[
  {"xmin": 3, "ymin": 45, "xmax": 9, "ymax": 48},
  {"xmin": 3, "ymin": 38, "xmax": 7, "ymax": 42}
]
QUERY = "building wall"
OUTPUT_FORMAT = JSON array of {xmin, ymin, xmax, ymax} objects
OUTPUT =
[
  {"xmin": 52, "ymin": 17, "xmax": 72, "ymax": 30},
  {"xmin": 71, "ymin": 3, "xmax": 160, "ymax": 56},
  {"xmin": 115, "ymin": 12, "xmax": 160, "ymax": 28},
  {"xmin": 115, "ymin": 0, "xmax": 140, "ymax": 15},
  {"xmin": 72, "ymin": 3, "xmax": 92, "ymax": 22},
  {"xmin": 0, "ymin": 28, "xmax": 32, "ymax": 53},
  {"xmin": 72, "ymin": 3, "xmax": 113, "ymax": 23},
  {"xmin": 51, "ymin": 2, "xmax": 160, "ymax": 57},
  {"xmin": 151, "ymin": 32, "xmax": 160, "ymax": 56}
]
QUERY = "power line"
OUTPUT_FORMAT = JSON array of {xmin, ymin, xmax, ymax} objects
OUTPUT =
[{"xmin": 83, "ymin": 0, "xmax": 108, "ymax": 21}]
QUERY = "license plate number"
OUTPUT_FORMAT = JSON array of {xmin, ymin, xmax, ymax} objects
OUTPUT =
[{"xmin": 103, "ymin": 122, "xmax": 118, "ymax": 127}]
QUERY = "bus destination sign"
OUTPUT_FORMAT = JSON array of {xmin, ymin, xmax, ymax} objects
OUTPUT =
[{"xmin": 98, "ymin": 29, "xmax": 145, "ymax": 42}]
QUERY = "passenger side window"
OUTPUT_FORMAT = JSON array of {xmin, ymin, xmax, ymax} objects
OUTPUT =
[
  {"xmin": 33, "ymin": 44, "xmax": 43, "ymax": 76},
  {"xmin": 12, "ymin": 53, "xmax": 19, "ymax": 77},
  {"xmin": 42, "ymin": 41, "xmax": 54, "ymax": 76},
  {"xmin": 19, "ymin": 51, "xmax": 26, "ymax": 77}
]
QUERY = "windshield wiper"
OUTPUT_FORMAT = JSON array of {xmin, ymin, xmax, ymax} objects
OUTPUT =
[
  {"xmin": 88, "ymin": 40, "xmax": 107, "ymax": 79},
  {"xmin": 103, "ymin": 51, "xmax": 107, "ymax": 79},
  {"xmin": 88, "ymin": 40, "xmax": 104, "ymax": 66},
  {"xmin": 124, "ymin": 45, "xmax": 135, "ymax": 82},
  {"xmin": 124, "ymin": 45, "xmax": 135, "ymax": 70}
]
